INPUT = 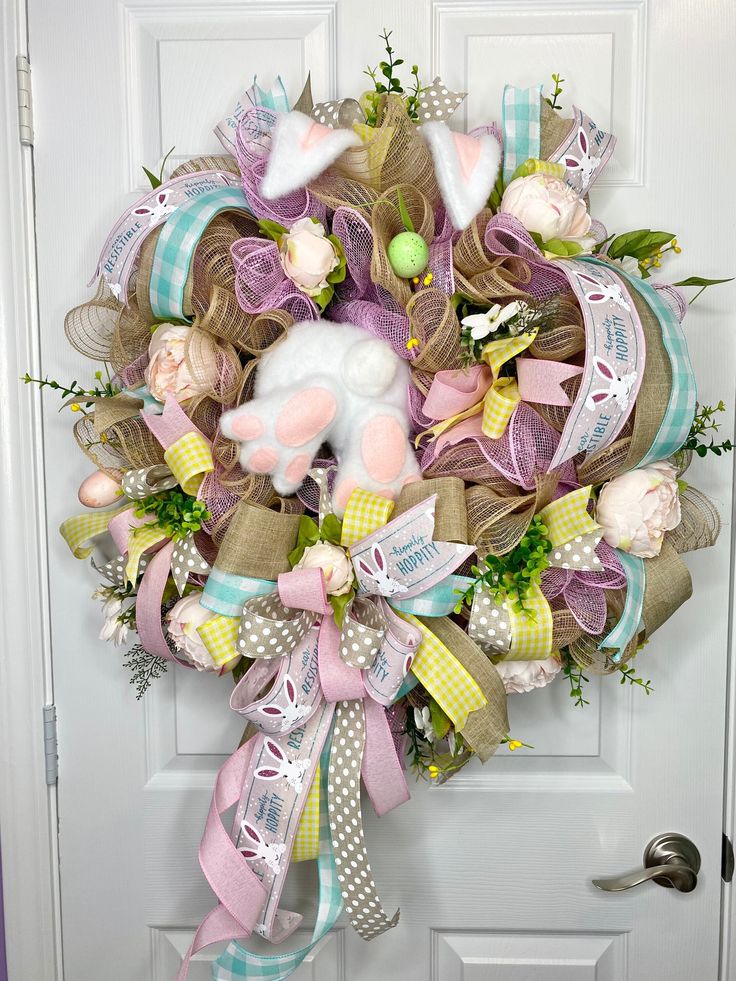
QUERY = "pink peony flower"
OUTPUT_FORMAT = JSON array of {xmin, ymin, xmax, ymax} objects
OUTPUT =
[
  {"xmin": 279, "ymin": 218, "xmax": 340, "ymax": 296},
  {"xmin": 166, "ymin": 592, "xmax": 235, "ymax": 672},
  {"xmin": 144, "ymin": 324, "xmax": 216, "ymax": 403},
  {"xmin": 495, "ymin": 655, "xmax": 561, "ymax": 695},
  {"xmin": 295, "ymin": 541, "xmax": 354, "ymax": 595},
  {"xmin": 499, "ymin": 173, "xmax": 592, "ymax": 245},
  {"xmin": 595, "ymin": 461, "xmax": 682, "ymax": 558}
]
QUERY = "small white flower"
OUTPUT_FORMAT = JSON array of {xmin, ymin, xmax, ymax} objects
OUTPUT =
[
  {"xmin": 102, "ymin": 596, "xmax": 123, "ymax": 619},
  {"xmin": 610, "ymin": 254, "xmax": 643, "ymax": 279},
  {"xmin": 447, "ymin": 729, "xmax": 457, "ymax": 756},
  {"xmin": 413, "ymin": 705, "xmax": 435, "ymax": 742},
  {"xmin": 461, "ymin": 301, "xmax": 525, "ymax": 341}
]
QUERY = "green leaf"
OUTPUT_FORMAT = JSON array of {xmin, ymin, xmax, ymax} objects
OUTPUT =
[
  {"xmin": 429, "ymin": 698, "xmax": 451, "ymax": 740},
  {"xmin": 673, "ymin": 276, "xmax": 734, "ymax": 287},
  {"xmin": 288, "ymin": 515, "xmax": 321, "ymax": 566},
  {"xmin": 257, "ymin": 218, "xmax": 288, "ymax": 243},
  {"xmin": 381, "ymin": 64, "xmax": 393, "ymax": 79},
  {"xmin": 142, "ymin": 165, "xmax": 162, "ymax": 190},
  {"xmin": 542, "ymin": 238, "xmax": 584, "ymax": 257},
  {"xmin": 607, "ymin": 229, "xmax": 674, "ymax": 261},
  {"xmin": 320, "ymin": 513, "xmax": 343, "ymax": 545},
  {"xmin": 396, "ymin": 188, "xmax": 415, "ymax": 233},
  {"xmin": 393, "ymin": 58, "xmax": 404, "ymax": 66},
  {"xmin": 329, "ymin": 588, "xmax": 354, "ymax": 627}
]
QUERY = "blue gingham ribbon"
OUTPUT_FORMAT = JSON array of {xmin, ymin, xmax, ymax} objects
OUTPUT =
[
  {"xmin": 202, "ymin": 569, "xmax": 275, "ymax": 618},
  {"xmin": 599, "ymin": 551, "xmax": 645, "ymax": 661},
  {"xmin": 213, "ymin": 729, "xmax": 342, "ymax": 981},
  {"xmin": 502, "ymin": 84, "xmax": 543, "ymax": 184},
  {"xmin": 252, "ymin": 76, "xmax": 290, "ymax": 113},
  {"xmin": 149, "ymin": 187, "xmax": 252, "ymax": 322},
  {"xmin": 582, "ymin": 257, "xmax": 697, "ymax": 464},
  {"xmin": 391, "ymin": 574, "xmax": 472, "ymax": 618}
]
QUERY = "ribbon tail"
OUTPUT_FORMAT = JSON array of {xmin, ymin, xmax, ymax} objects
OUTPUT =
[
  {"xmin": 362, "ymin": 697, "xmax": 409, "ymax": 817},
  {"xmin": 599, "ymin": 551, "xmax": 645, "ymax": 661},
  {"xmin": 135, "ymin": 541, "xmax": 188, "ymax": 665}
]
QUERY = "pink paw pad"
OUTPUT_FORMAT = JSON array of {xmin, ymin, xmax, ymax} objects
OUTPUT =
[
  {"xmin": 275, "ymin": 388, "xmax": 337, "ymax": 448},
  {"xmin": 361, "ymin": 416, "xmax": 408, "ymax": 484},
  {"xmin": 246, "ymin": 447, "xmax": 279, "ymax": 474},
  {"xmin": 229, "ymin": 414, "xmax": 264, "ymax": 441},
  {"xmin": 334, "ymin": 478, "xmax": 358, "ymax": 512},
  {"xmin": 284, "ymin": 453, "xmax": 311, "ymax": 485}
]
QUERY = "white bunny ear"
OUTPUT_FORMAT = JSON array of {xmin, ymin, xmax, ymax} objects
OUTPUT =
[
  {"xmin": 372, "ymin": 545, "xmax": 385, "ymax": 571},
  {"xmin": 593, "ymin": 357, "xmax": 615, "ymax": 381},
  {"xmin": 283, "ymin": 675, "xmax": 297, "ymax": 706},
  {"xmin": 422, "ymin": 122, "xmax": 501, "ymax": 230},
  {"xmin": 586, "ymin": 389, "xmax": 614, "ymax": 409},
  {"xmin": 261, "ymin": 110, "xmax": 360, "ymax": 200}
]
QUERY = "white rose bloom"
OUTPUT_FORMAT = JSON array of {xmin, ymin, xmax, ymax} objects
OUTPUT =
[
  {"xmin": 295, "ymin": 541, "xmax": 354, "ymax": 595},
  {"xmin": 279, "ymin": 218, "xmax": 340, "ymax": 297},
  {"xmin": 499, "ymin": 173, "xmax": 593, "ymax": 247},
  {"xmin": 495, "ymin": 656, "xmax": 562, "ymax": 695}
]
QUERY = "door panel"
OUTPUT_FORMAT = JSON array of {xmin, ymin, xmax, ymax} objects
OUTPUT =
[{"xmin": 28, "ymin": 1, "xmax": 735, "ymax": 979}]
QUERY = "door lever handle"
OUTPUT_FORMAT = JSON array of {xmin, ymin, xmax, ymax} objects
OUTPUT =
[{"xmin": 592, "ymin": 832, "xmax": 700, "ymax": 894}]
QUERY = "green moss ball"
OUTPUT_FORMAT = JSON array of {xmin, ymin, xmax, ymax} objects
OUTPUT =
[{"xmin": 387, "ymin": 231, "xmax": 429, "ymax": 279}]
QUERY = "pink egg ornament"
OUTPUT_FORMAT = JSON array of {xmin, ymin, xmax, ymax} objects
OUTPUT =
[{"xmin": 77, "ymin": 470, "xmax": 122, "ymax": 508}]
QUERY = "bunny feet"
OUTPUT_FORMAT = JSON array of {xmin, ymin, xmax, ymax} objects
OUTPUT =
[{"xmin": 221, "ymin": 380, "xmax": 340, "ymax": 495}]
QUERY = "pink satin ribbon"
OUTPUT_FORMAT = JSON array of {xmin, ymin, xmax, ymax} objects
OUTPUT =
[{"xmin": 141, "ymin": 394, "xmax": 210, "ymax": 450}]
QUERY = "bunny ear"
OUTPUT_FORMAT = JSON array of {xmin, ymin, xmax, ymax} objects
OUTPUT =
[
  {"xmin": 564, "ymin": 155, "xmax": 581, "ymax": 171},
  {"xmin": 241, "ymin": 822, "xmax": 261, "ymax": 844},
  {"xmin": 586, "ymin": 291, "xmax": 609, "ymax": 304},
  {"xmin": 403, "ymin": 653, "xmax": 414, "ymax": 675},
  {"xmin": 578, "ymin": 127, "xmax": 589, "ymax": 155},
  {"xmin": 575, "ymin": 271, "xmax": 599, "ymax": 286},
  {"xmin": 265, "ymin": 738, "xmax": 285, "ymax": 762},
  {"xmin": 240, "ymin": 848, "xmax": 259, "ymax": 859},
  {"xmin": 157, "ymin": 191, "xmax": 168, "ymax": 205},
  {"xmin": 260, "ymin": 111, "xmax": 360, "ymax": 200},
  {"xmin": 358, "ymin": 559, "xmax": 374, "ymax": 576},
  {"xmin": 372, "ymin": 545, "xmax": 385, "ymax": 571},
  {"xmin": 593, "ymin": 357, "xmax": 615, "ymax": 381},
  {"xmin": 254, "ymin": 766, "xmax": 280, "ymax": 780},
  {"xmin": 586, "ymin": 389, "xmax": 613, "ymax": 408},
  {"xmin": 422, "ymin": 122, "xmax": 502, "ymax": 231},
  {"xmin": 259, "ymin": 705, "xmax": 284, "ymax": 717},
  {"xmin": 132, "ymin": 206, "xmax": 151, "ymax": 216},
  {"xmin": 284, "ymin": 675, "xmax": 296, "ymax": 705}
]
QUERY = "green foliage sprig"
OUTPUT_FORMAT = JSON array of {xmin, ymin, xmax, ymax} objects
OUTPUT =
[
  {"xmin": 562, "ymin": 656, "xmax": 590, "ymax": 707},
  {"xmin": 683, "ymin": 401, "xmax": 733, "ymax": 458},
  {"xmin": 544, "ymin": 73, "xmax": 565, "ymax": 112},
  {"xmin": 142, "ymin": 146, "xmax": 175, "ymax": 189},
  {"xmin": 123, "ymin": 643, "xmax": 168, "ymax": 699},
  {"xmin": 618, "ymin": 664, "xmax": 653, "ymax": 694},
  {"xmin": 22, "ymin": 366, "xmax": 119, "ymax": 408},
  {"xmin": 134, "ymin": 490, "xmax": 210, "ymax": 541},
  {"xmin": 455, "ymin": 516, "xmax": 552, "ymax": 616},
  {"xmin": 363, "ymin": 30, "xmax": 424, "ymax": 124}
]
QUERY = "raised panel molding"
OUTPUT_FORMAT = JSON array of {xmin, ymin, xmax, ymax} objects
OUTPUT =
[
  {"xmin": 151, "ymin": 927, "xmax": 344, "ymax": 980},
  {"xmin": 431, "ymin": 930, "xmax": 627, "ymax": 981},
  {"xmin": 119, "ymin": 0, "xmax": 337, "ymax": 190},
  {"xmin": 432, "ymin": 0, "xmax": 646, "ymax": 186}
]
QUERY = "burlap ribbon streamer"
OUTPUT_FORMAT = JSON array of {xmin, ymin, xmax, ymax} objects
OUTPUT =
[
  {"xmin": 640, "ymin": 540, "xmax": 692, "ymax": 639},
  {"xmin": 390, "ymin": 475, "xmax": 468, "ymax": 544},
  {"xmin": 217, "ymin": 501, "xmax": 302, "ymax": 580}
]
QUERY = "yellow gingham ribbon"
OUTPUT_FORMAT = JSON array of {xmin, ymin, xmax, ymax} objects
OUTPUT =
[
  {"xmin": 504, "ymin": 581, "xmax": 554, "ymax": 660},
  {"xmin": 538, "ymin": 485, "xmax": 600, "ymax": 547},
  {"xmin": 418, "ymin": 327, "xmax": 539, "ymax": 445},
  {"xmin": 164, "ymin": 430, "xmax": 214, "ymax": 496},
  {"xmin": 60, "ymin": 504, "xmax": 132, "ymax": 559},
  {"xmin": 340, "ymin": 488, "xmax": 395, "ymax": 548},
  {"xmin": 292, "ymin": 764, "xmax": 320, "ymax": 862},
  {"xmin": 125, "ymin": 522, "xmax": 168, "ymax": 584},
  {"xmin": 397, "ymin": 611, "xmax": 487, "ymax": 731},
  {"xmin": 198, "ymin": 613, "xmax": 239, "ymax": 667},
  {"xmin": 509, "ymin": 157, "xmax": 567, "ymax": 182}
]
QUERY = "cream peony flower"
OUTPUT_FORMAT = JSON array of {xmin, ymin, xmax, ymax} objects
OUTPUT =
[
  {"xmin": 595, "ymin": 460, "xmax": 681, "ymax": 558},
  {"xmin": 144, "ymin": 324, "xmax": 216, "ymax": 403},
  {"xmin": 166, "ymin": 592, "xmax": 225, "ymax": 672},
  {"xmin": 495, "ymin": 655, "xmax": 561, "ymax": 695},
  {"xmin": 295, "ymin": 541, "xmax": 354, "ymax": 595},
  {"xmin": 279, "ymin": 218, "xmax": 340, "ymax": 297},
  {"xmin": 499, "ymin": 173, "xmax": 593, "ymax": 246}
]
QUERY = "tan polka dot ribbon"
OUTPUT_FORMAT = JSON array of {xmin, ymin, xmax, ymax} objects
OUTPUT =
[
  {"xmin": 467, "ymin": 584, "xmax": 512, "ymax": 655},
  {"xmin": 171, "ymin": 534, "xmax": 211, "ymax": 595},
  {"xmin": 339, "ymin": 597, "xmax": 386, "ymax": 668},
  {"xmin": 237, "ymin": 592, "xmax": 316, "ymax": 660},
  {"xmin": 121, "ymin": 464, "xmax": 178, "ymax": 500},
  {"xmin": 328, "ymin": 699, "xmax": 400, "ymax": 940},
  {"xmin": 547, "ymin": 531, "xmax": 603, "ymax": 572},
  {"xmin": 415, "ymin": 76, "xmax": 466, "ymax": 123}
]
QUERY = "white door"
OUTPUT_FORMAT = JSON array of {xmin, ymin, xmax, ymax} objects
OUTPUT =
[{"xmin": 25, "ymin": 1, "xmax": 735, "ymax": 979}]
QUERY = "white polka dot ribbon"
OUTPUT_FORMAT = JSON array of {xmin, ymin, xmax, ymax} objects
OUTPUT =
[
  {"xmin": 236, "ymin": 592, "xmax": 317, "ymax": 661},
  {"xmin": 415, "ymin": 76, "xmax": 466, "ymax": 124},
  {"xmin": 467, "ymin": 584, "xmax": 512, "ymax": 655},
  {"xmin": 328, "ymin": 699, "xmax": 400, "ymax": 940},
  {"xmin": 170, "ymin": 534, "xmax": 211, "ymax": 595},
  {"xmin": 339, "ymin": 596, "xmax": 386, "ymax": 668},
  {"xmin": 547, "ymin": 530, "xmax": 603, "ymax": 572},
  {"xmin": 120, "ymin": 464, "xmax": 178, "ymax": 500}
]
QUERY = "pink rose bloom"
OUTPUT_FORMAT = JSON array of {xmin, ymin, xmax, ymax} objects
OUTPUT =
[
  {"xmin": 279, "ymin": 218, "xmax": 339, "ymax": 296},
  {"xmin": 166, "ymin": 592, "xmax": 237, "ymax": 673},
  {"xmin": 595, "ymin": 461, "xmax": 682, "ymax": 558},
  {"xmin": 495, "ymin": 655, "xmax": 561, "ymax": 695},
  {"xmin": 145, "ymin": 324, "xmax": 214, "ymax": 403},
  {"xmin": 499, "ymin": 173, "xmax": 593, "ymax": 245}
]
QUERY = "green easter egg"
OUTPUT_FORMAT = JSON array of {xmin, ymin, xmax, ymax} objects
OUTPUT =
[{"xmin": 387, "ymin": 231, "xmax": 429, "ymax": 279}]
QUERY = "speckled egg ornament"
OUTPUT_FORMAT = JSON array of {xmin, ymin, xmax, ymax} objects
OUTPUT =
[{"xmin": 387, "ymin": 231, "xmax": 430, "ymax": 279}]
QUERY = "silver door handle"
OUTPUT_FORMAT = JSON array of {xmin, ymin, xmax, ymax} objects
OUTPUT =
[{"xmin": 592, "ymin": 833, "xmax": 700, "ymax": 893}]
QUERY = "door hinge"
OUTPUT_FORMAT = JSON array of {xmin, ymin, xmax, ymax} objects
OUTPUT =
[
  {"xmin": 722, "ymin": 832, "xmax": 734, "ymax": 883},
  {"xmin": 16, "ymin": 54, "xmax": 33, "ymax": 146},
  {"xmin": 43, "ymin": 704, "xmax": 58, "ymax": 786}
]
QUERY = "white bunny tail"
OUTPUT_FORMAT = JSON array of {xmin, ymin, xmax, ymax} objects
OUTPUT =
[
  {"xmin": 421, "ymin": 123, "xmax": 501, "ymax": 231},
  {"xmin": 261, "ymin": 111, "xmax": 360, "ymax": 200}
]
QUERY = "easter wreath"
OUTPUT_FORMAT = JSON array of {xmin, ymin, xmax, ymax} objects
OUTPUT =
[{"xmin": 35, "ymin": 33, "xmax": 732, "ymax": 980}]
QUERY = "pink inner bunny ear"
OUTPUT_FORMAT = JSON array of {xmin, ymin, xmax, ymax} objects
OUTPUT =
[
  {"xmin": 265, "ymin": 738, "xmax": 285, "ymax": 761},
  {"xmin": 594, "ymin": 358, "xmax": 615, "ymax": 380},
  {"xmin": 157, "ymin": 191, "xmax": 168, "ymax": 205},
  {"xmin": 242, "ymin": 823, "xmax": 260, "ymax": 843},
  {"xmin": 578, "ymin": 127, "xmax": 589, "ymax": 154},
  {"xmin": 255, "ymin": 767, "xmax": 280, "ymax": 779},
  {"xmin": 564, "ymin": 156, "xmax": 580, "ymax": 170},
  {"xmin": 372, "ymin": 546, "xmax": 385, "ymax": 571},
  {"xmin": 260, "ymin": 705, "xmax": 283, "ymax": 716},
  {"xmin": 132, "ymin": 207, "xmax": 151, "ymax": 215},
  {"xmin": 576, "ymin": 271, "xmax": 598, "ymax": 285},
  {"xmin": 285, "ymin": 676, "xmax": 296, "ymax": 703},
  {"xmin": 358, "ymin": 559, "xmax": 373, "ymax": 575},
  {"xmin": 590, "ymin": 390, "xmax": 612, "ymax": 404},
  {"xmin": 586, "ymin": 292, "xmax": 608, "ymax": 303},
  {"xmin": 240, "ymin": 848, "xmax": 258, "ymax": 859}
]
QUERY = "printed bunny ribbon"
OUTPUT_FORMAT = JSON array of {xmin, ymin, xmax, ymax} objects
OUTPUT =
[{"xmin": 467, "ymin": 486, "xmax": 602, "ymax": 659}]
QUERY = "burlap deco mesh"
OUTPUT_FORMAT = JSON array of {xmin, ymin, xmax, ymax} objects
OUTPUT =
[
  {"xmin": 170, "ymin": 156, "xmax": 240, "ymax": 179},
  {"xmin": 552, "ymin": 609, "xmax": 584, "ymax": 650},
  {"xmin": 309, "ymin": 96, "xmax": 440, "ymax": 213},
  {"xmin": 667, "ymin": 485, "xmax": 721, "ymax": 554},
  {"xmin": 73, "ymin": 415, "xmax": 129, "ymax": 479},
  {"xmin": 454, "ymin": 210, "xmax": 535, "ymax": 304},
  {"xmin": 107, "ymin": 416, "xmax": 166, "ymax": 469},
  {"xmin": 528, "ymin": 298, "xmax": 585, "ymax": 361},
  {"xmin": 184, "ymin": 329, "xmax": 242, "ymax": 405},
  {"xmin": 188, "ymin": 396, "xmax": 229, "ymax": 441},
  {"xmin": 424, "ymin": 445, "xmax": 522, "ymax": 496},
  {"xmin": 109, "ymin": 297, "xmax": 152, "ymax": 379},
  {"xmin": 576, "ymin": 417, "xmax": 635, "ymax": 486},
  {"xmin": 64, "ymin": 279, "xmax": 120, "ymax": 362},
  {"xmin": 406, "ymin": 289, "xmax": 463, "ymax": 374},
  {"xmin": 371, "ymin": 185, "xmax": 435, "ymax": 308},
  {"xmin": 466, "ymin": 472, "xmax": 559, "ymax": 557}
]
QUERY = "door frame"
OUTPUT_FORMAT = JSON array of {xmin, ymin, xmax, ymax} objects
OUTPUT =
[{"xmin": 0, "ymin": 0, "xmax": 733, "ymax": 979}]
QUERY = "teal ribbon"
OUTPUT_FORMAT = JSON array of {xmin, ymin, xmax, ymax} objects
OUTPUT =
[
  {"xmin": 501, "ymin": 83, "xmax": 543, "ymax": 184},
  {"xmin": 201, "ymin": 569, "xmax": 275, "ymax": 618},
  {"xmin": 253, "ymin": 76, "xmax": 290, "ymax": 113},
  {"xmin": 149, "ymin": 186, "xmax": 252, "ymax": 322},
  {"xmin": 599, "ymin": 551, "xmax": 645, "ymax": 661},
  {"xmin": 390, "ymin": 574, "xmax": 473, "ymax": 618},
  {"xmin": 582, "ymin": 257, "xmax": 697, "ymax": 464},
  {"xmin": 214, "ymin": 726, "xmax": 342, "ymax": 981}
]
